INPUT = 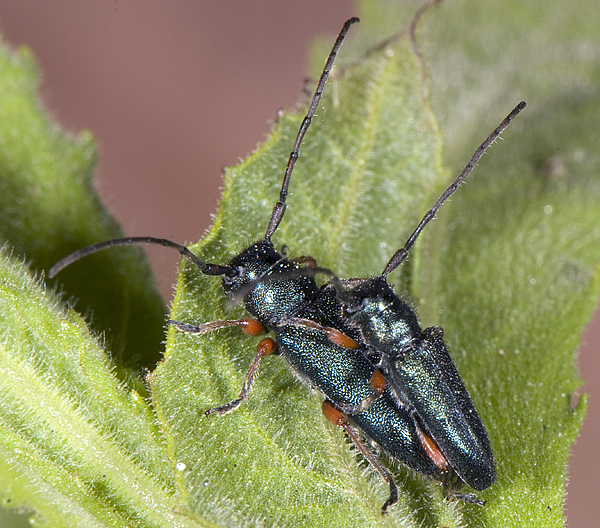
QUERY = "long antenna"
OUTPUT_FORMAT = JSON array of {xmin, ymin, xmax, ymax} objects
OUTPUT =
[
  {"xmin": 264, "ymin": 17, "xmax": 360, "ymax": 241},
  {"xmin": 48, "ymin": 236, "xmax": 229, "ymax": 278},
  {"xmin": 381, "ymin": 100, "xmax": 526, "ymax": 278},
  {"xmin": 50, "ymin": 20, "xmax": 361, "ymax": 280}
]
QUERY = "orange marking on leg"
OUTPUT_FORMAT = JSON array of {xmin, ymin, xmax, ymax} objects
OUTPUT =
[
  {"xmin": 417, "ymin": 428, "xmax": 448, "ymax": 471},
  {"xmin": 370, "ymin": 370, "xmax": 386, "ymax": 394},
  {"xmin": 257, "ymin": 337, "xmax": 277, "ymax": 356},
  {"xmin": 240, "ymin": 318, "xmax": 266, "ymax": 336},
  {"xmin": 322, "ymin": 401, "xmax": 346, "ymax": 427},
  {"xmin": 326, "ymin": 328, "xmax": 359, "ymax": 349}
]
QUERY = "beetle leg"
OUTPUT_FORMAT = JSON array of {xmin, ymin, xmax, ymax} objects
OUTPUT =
[
  {"xmin": 205, "ymin": 337, "xmax": 278, "ymax": 417},
  {"xmin": 168, "ymin": 317, "xmax": 274, "ymax": 416},
  {"xmin": 167, "ymin": 317, "xmax": 267, "ymax": 336},
  {"xmin": 452, "ymin": 493, "xmax": 485, "ymax": 506},
  {"xmin": 322, "ymin": 401, "xmax": 398, "ymax": 515},
  {"xmin": 441, "ymin": 468, "xmax": 486, "ymax": 506},
  {"xmin": 286, "ymin": 318, "xmax": 360, "ymax": 349}
]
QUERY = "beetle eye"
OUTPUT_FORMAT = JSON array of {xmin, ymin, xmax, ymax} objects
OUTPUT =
[
  {"xmin": 223, "ymin": 265, "xmax": 244, "ymax": 285},
  {"xmin": 343, "ymin": 296, "xmax": 368, "ymax": 315}
]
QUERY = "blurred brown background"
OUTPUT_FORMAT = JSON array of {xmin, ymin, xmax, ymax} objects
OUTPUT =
[{"xmin": 0, "ymin": 1, "xmax": 596, "ymax": 526}]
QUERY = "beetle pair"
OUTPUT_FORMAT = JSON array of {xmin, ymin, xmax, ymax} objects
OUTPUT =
[{"xmin": 50, "ymin": 18, "xmax": 525, "ymax": 513}]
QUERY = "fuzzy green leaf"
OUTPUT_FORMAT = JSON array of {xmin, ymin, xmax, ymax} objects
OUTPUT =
[
  {"xmin": 0, "ymin": 252, "xmax": 204, "ymax": 527},
  {"xmin": 419, "ymin": 1, "xmax": 600, "ymax": 525},
  {"xmin": 0, "ymin": 42, "xmax": 165, "ymax": 369}
]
